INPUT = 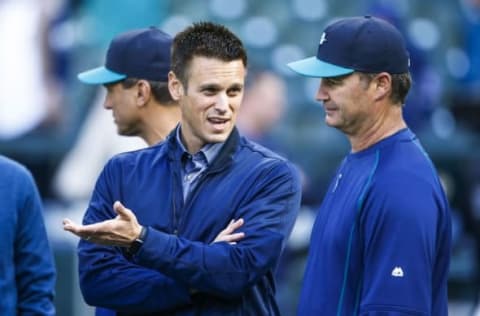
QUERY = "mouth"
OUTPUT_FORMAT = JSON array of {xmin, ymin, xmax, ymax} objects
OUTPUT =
[
  {"xmin": 207, "ymin": 117, "xmax": 230, "ymax": 131},
  {"xmin": 323, "ymin": 104, "xmax": 338, "ymax": 114}
]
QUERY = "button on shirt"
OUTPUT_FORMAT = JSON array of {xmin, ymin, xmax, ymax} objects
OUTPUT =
[{"xmin": 176, "ymin": 127, "xmax": 223, "ymax": 201}]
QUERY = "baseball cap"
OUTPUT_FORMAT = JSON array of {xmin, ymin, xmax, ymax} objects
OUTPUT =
[
  {"xmin": 78, "ymin": 27, "xmax": 172, "ymax": 84},
  {"xmin": 287, "ymin": 16, "xmax": 410, "ymax": 78}
]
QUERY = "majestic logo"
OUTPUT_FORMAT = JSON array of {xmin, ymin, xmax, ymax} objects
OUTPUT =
[
  {"xmin": 319, "ymin": 32, "xmax": 327, "ymax": 45},
  {"xmin": 391, "ymin": 266, "xmax": 404, "ymax": 277}
]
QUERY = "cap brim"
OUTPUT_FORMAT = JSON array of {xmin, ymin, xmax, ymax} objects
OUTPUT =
[
  {"xmin": 77, "ymin": 66, "xmax": 127, "ymax": 84},
  {"xmin": 287, "ymin": 56, "xmax": 354, "ymax": 78}
]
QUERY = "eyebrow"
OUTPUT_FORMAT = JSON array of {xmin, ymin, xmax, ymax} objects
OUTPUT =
[
  {"xmin": 199, "ymin": 83, "xmax": 221, "ymax": 91},
  {"xmin": 227, "ymin": 83, "xmax": 244, "ymax": 90},
  {"xmin": 199, "ymin": 83, "xmax": 244, "ymax": 91}
]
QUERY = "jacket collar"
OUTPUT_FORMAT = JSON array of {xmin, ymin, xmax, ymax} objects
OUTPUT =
[{"xmin": 166, "ymin": 124, "xmax": 240, "ymax": 173}]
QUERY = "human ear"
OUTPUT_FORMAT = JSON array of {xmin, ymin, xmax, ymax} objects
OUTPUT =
[
  {"xmin": 373, "ymin": 72, "xmax": 391, "ymax": 101},
  {"xmin": 168, "ymin": 71, "xmax": 184, "ymax": 101},
  {"xmin": 136, "ymin": 80, "xmax": 150, "ymax": 107}
]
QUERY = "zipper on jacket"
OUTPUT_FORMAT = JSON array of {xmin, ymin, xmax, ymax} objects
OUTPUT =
[
  {"xmin": 171, "ymin": 169, "xmax": 181, "ymax": 236},
  {"xmin": 177, "ymin": 172, "xmax": 208, "ymax": 232}
]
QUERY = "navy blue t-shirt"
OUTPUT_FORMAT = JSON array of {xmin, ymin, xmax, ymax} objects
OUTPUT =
[{"xmin": 298, "ymin": 129, "xmax": 451, "ymax": 316}]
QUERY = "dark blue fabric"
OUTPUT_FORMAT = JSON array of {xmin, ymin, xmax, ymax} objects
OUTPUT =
[
  {"xmin": 298, "ymin": 129, "xmax": 451, "ymax": 316},
  {"xmin": 105, "ymin": 27, "xmax": 171, "ymax": 81},
  {"xmin": 78, "ymin": 128, "xmax": 301, "ymax": 315},
  {"xmin": 316, "ymin": 16, "xmax": 410, "ymax": 74},
  {"xmin": 0, "ymin": 156, "xmax": 56, "ymax": 315}
]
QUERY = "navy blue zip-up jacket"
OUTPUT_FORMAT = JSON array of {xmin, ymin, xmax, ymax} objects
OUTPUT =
[{"xmin": 78, "ymin": 127, "xmax": 301, "ymax": 315}]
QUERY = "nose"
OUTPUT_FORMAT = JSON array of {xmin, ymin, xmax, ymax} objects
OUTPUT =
[
  {"xmin": 103, "ymin": 93, "xmax": 113, "ymax": 110},
  {"xmin": 315, "ymin": 80, "xmax": 329, "ymax": 103},
  {"xmin": 214, "ymin": 93, "xmax": 229, "ymax": 114}
]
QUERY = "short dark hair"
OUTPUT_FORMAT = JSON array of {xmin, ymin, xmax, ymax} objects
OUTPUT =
[
  {"xmin": 358, "ymin": 72, "xmax": 412, "ymax": 105},
  {"xmin": 122, "ymin": 78, "xmax": 175, "ymax": 105},
  {"xmin": 171, "ymin": 21, "xmax": 248, "ymax": 87}
]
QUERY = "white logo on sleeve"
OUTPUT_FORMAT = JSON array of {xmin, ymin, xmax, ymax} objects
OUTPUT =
[{"xmin": 391, "ymin": 266, "xmax": 404, "ymax": 277}]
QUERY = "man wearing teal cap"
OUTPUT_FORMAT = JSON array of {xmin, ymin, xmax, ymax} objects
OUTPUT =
[
  {"xmin": 288, "ymin": 16, "xmax": 451, "ymax": 316},
  {"xmin": 77, "ymin": 27, "xmax": 180, "ymax": 145}
]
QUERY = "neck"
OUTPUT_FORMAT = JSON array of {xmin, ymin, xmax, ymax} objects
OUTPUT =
[
  {"xmin": 348, "ymin": 104, "xmax": 406, "ymax": 153},
  {"xmin": 141, "ymin": 103, "xmax": 181, "ymax": 146}
]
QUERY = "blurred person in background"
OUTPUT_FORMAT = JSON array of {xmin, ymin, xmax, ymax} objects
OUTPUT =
[
  {"xmin": 237, "ymin": 70, "xmax": 287, "ymax": 151},
  {"xmin": 0, "ymin": 155, "xmax": 56, "ymax": 315},
  {"xmin": 238, "ymin": 69, "xmax": 315, "ymax": 314},
  {"xmin": 449, "ymin": 0, "xmax": 480, "ymax": 134},
  {"xmin": 0, "ymin": 0, "xmax": 64, "ymax": 140},
  {"xmin": 367, "ymin": 2, "xmax": 440, "ymax": 133},
  {"xmin": 450, "ymin": 0, "xmax": 480, "ymax": 304},
  {"xmin": 288, "ymin": 16, "xmax": 451, "ymax": 315},
  {"xmin": 50, "ymin": 0, "xmax": 171, "ymax": 203},
  {"xmin": 457, "ymin": 0, "xmax": 480, "ymax": 96},
  {"xmin": 63, "ymin": 21, "xmax": 301, "ymax": 315},
  {"xmin": 53, "ymin": 27, "xmax": 181, "ymax": 203}
]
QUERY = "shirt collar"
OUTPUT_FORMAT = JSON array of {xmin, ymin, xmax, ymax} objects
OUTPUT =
[{"xmin": 175, "ymin": 125, "xmax": 224, "ymax": 165}]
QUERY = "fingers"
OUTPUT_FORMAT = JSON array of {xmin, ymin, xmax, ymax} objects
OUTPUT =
[
  {"xmin": 114, "ymin": 201, "xmax": 135, "ymax": 221},
  {"xmin": 114, "ymin": 201, "xmax": 128, "ymax": 216},
  {"xmin": 213, "ymin": 218, "xmax": 246, "ymax": 244},
  {"xmin": 63, "ymin": 218, "xmax": 83, "ymax": 234},
  {"xmin": 223, "ymin": 218, "xmax": 244, "ymax": 234},
  {"xmin": 222, "ymin": 232, "xmax": 245, "ymax": 244},
  {"xmin": 63, "ymin": 218, "xmax": 89, "ymax": 240},
  {"xmin": 63, "ymin": 218, "xmax": 103, "ymax": 240},
  {"xmin": 62, "ymin": 218, "xmax": 75, "ymax": 231},
  {"xmin": 230, "ymin": 218, "xmax": 244, "ymax": 231}
]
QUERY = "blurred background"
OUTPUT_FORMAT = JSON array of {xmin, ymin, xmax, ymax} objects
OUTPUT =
[{"xmin": 1, "ymin": 0, "xmax": 479, "ymax": 315}]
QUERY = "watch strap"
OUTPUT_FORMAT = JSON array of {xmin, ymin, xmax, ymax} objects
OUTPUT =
[{"xmin": 126, "ymin": 226, "xmax": 147, "ymax": 257}]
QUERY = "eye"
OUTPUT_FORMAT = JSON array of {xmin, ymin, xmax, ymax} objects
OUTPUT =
[
  {"xmin": 227, "ymin": 86, "xmax": 242, "ymax": 97},
  {"xmin": 323, "ymin": 77, "xmax": 342, "ymax": 87},
  {"xmin": 203, "ymin": 88, "xmax": 216, "ymax": 96},
  {"xmin": 201, "ymin": 86, "xmax": 219, "ymax": 96},
  {"xmin": 322, "ymin": 73, "xmax": 351, "ymax": 87}
]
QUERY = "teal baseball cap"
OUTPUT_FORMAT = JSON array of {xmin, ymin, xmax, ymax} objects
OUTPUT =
[{"xmin": 287, "ymin": 16, "xmax": 410, "ymax": 78}]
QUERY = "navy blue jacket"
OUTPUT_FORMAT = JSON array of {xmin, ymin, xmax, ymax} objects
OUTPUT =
[{"xmin": 78, "ymin": 128, "xmax": 301, "ymax": 315}]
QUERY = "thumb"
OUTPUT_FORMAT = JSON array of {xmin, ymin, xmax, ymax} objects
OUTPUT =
[{"xmin": 113, "ymin": 201, "xmax": 133, "ymax": 220}]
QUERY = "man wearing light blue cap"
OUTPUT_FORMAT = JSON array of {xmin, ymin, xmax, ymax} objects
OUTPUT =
[
  {"xmin": 77, "ymin": 27, "xmax": 180, "ymax": 145},
  {"xmin": 288, "ymin": 16, "xmax": 451, "ymax": 315}
]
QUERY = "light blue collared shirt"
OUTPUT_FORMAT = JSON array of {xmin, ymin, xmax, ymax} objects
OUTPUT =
[{"xmin": 176, "ymin": 126, "xmax": 223, "ymax": 201}]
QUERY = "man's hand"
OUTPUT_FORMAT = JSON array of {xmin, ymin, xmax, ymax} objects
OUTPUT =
[
  {"xmin": 213, "ymin": 218, "xmax": 245, "ymax": 244},
  {"xmin": 63, "ymin": 201, "xmax": 142, "ymax": 247}
]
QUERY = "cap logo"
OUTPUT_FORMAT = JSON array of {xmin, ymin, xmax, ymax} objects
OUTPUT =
[{"xmin": 319, "ymin": 32, "xmax": 327, "ymax": 45}]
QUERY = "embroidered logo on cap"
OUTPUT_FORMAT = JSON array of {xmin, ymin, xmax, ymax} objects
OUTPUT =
[{"xmin": 319, "ymin": 32, "xmax": 327, "ymax": 45}]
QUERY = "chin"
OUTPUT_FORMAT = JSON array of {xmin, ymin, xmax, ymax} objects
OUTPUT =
[
  {"xmin": 209, "ymin": 135, "xmax": 228, "ymax": 143},
  {"xmin": 324, "ymin": 117, "xmax": 339, "ymax": 128},
  {"xmin": 206, "ymin": 131, "xmax": 230, "ymax": 143}
]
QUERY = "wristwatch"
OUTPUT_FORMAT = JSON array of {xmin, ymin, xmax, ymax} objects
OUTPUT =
[{"xmin": 126, "ymin": 226, "xmax": 147, "ymax": 256}]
